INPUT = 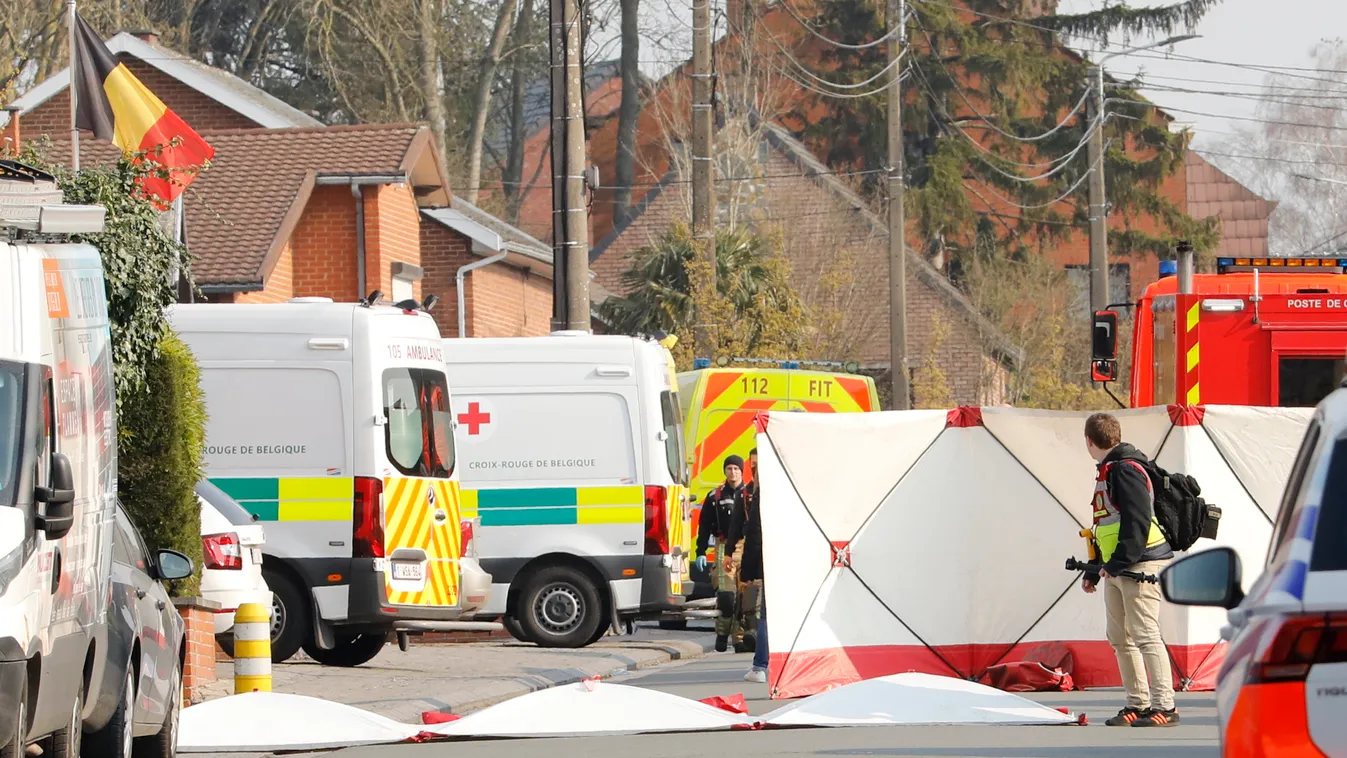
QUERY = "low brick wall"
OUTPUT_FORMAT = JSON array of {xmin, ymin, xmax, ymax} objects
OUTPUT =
[{"xmin": 174, "ymin": 597, "xmax": 221, "ymax": 705}]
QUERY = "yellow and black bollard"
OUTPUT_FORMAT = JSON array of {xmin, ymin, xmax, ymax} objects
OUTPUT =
[{"xmin": 232, "ymin": 602, "xmax": 272, "ymax": 693}]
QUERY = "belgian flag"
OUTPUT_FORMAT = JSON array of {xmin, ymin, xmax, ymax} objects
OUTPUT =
[{"xmin": 71, "ymin": 12, "xmax": 213, "ymax": 204}]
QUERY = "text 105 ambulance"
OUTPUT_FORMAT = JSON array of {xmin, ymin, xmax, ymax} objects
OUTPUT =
[
  {"xmin": 1, "ymin": 167, "xmax": 120, "ymax": 755},
  {"xmin": 442, "ymin": 332, "xmax": 693, "ymax": 648},
  {"xmin": 170, "ymin": 297, "xmax": 487, "ymax": 667}
]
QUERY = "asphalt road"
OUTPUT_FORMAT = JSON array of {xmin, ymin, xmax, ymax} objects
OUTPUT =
[{"xmin": 333, "ymin": 645, "xmax": 1222, "ymax": 758}]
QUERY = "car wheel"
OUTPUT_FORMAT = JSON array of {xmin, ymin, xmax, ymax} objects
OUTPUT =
[
  {"xmin": 39, "ymin": 684, "xmax": 81, "ymax": 758},
  {"xmin": 500, "ymin": 615, "xmax": 531, "ymax": 643},
  {"xmin": 84, "ymin": 667, "xmax": 134, "ymax": 758},
  {"xmin": 263, "ymin": 568, "xmax": 308, "ymax": 663},
  {"xmin": 132, "ymin": 658, "xmax": 180, "ymax": 758},
  {"xmin": 300, "ymin": 633, "xmax": 388, "ymax": 667},
  {"xmin": 0, "ymin": 668, "xmax": 27, "ymax": 758},
  {"xmin": 517, "ymin": 566, "xmax": 603, "ymax": 648}
]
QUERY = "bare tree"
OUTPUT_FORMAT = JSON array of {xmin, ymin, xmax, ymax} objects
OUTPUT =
[
  {"xmin": 1209, "ymin": 40, "xmax": 1347, "ymax": 256},
  {"xmin": 463, "ymin": 0, "xmax": 521, "ymax": 204}
]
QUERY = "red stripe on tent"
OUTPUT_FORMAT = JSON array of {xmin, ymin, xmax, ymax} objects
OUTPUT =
[
  {"xmin": 945, "ymin": 407, "xmax": 983, "ymax": 428},
  {"xmin": 767, "ymin": 641, "xmax": 1221, "ymax": 700},
  {"xmin": 837, "ymin": 377, "xmax": 873, "ymax": 411},
  {"xmin": 1168, "ymin": 404, "xmax": 1206, "ymax": 426},
  {"xmin": 754, "ymin": 412, "xmax": 770, "ymax": 433}
]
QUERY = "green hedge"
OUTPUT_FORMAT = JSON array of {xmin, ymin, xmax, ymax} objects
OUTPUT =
[{"xmin": 117, "ymin": 332, "xmax": 206, "ymax": 596}]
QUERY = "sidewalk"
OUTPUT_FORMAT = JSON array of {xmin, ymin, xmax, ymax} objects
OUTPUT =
[{"xmin": 201, "ymin": 625, "xmax": 718, "ymax": 724}]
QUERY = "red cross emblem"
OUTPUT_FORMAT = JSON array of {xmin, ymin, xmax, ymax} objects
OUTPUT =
[
  {"xmin": 457, "ymin": 402, "xmax": 492, "ymax": 435},
  {"xmin": 831, "ymin": 541, "xmax": 851, "ymax": 568}
]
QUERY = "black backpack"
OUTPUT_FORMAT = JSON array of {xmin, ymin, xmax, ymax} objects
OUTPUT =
[{"xmin": 1129, "ymin": 459, "xmax": 1221, "ymax": 552}]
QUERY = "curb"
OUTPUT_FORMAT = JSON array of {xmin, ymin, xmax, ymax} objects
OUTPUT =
[{"xmin": 431, "ymin": 637, "xmax": 717, "ymax": 717}]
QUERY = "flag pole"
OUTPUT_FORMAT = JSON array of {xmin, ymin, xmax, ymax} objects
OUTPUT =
[{"xmin": 68, "ymin": 0, "xmax": 79, "ymax": 170}]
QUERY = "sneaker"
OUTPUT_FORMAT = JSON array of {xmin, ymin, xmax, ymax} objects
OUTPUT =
[
  {"xmin": 1104, "ymin": 707, "xmax": 1144, "ymax": 726},
  {"xmin": 714, "ymin": 634, "xmax": 728, "ymax": 653},
  {"xmin": 1131, "ymin": 708, "xmax": 1179, "ymax": 727},
  {"xmin": 744, "ymin": 668, "xmax": 767, "ymax": 683}
]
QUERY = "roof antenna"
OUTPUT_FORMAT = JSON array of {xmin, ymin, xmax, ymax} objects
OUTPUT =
[{"xmin": 361, "ymin": 290, "xmax": 383, "ymax": 308}]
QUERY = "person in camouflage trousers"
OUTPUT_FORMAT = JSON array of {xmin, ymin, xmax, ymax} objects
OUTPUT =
[{"xmin": 695, "ymin": 455, "xmax": 745, "ymax": 652}]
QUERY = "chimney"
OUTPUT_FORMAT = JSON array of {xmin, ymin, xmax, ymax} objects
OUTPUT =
[
  {"xmin": 2, "ymin": 107, "xmax": 20, "ymax": 158},
  {"xmin": 130, "ymin": 29, "xmax": 160, "ymax": 46}
]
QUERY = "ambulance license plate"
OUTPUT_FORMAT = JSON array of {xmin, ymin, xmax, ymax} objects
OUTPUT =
[{"xmin": 392, "ymin": 562, "xmax": 423, "ymax": 581}]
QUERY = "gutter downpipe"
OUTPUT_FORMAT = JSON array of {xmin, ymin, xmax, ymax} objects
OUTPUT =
[
  {"xmin": 352, "ymin": 184, "xmax": 366, "ymax": 298},
  {"xmin": 457, "ymin": 251, "xmax": 509, "ymax": 337}
]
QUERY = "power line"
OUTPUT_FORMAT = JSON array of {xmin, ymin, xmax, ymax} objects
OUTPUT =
[
  {"xmin": 776, "ymin": 0, "xmax": 907, "ymax": 51},
  {"xmin": 1111, "ymin": 70, "xmax": 1344, "ymax": 95},
  {"xmin": 1192, "ymin": 148, "xmax": 1347, "ymax": 169},
  {"xmin": 1121, "ymin": 102, "xmax": 1347, "ymax": 133}
]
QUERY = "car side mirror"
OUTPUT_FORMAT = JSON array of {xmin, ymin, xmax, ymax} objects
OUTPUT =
[
  {"xmin": 155, "ymin": 549, "xmax": 194, "ymax": 581},
  {"xmin": 36, "ymin": 453, "xmax": 76, "ymax": 540},
  {"xmin": 1161, "ymin": 547, "xmax": 1244, "ymax": 610}
]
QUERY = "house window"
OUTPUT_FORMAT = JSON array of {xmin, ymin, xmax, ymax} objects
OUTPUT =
[
  {"xmin": 1065, "ymin": 264, "xmax": 1131, "ymax": 317},
  {"xmin": 390, "ymin": 261, "xmax": 424, "ymax": 305}
]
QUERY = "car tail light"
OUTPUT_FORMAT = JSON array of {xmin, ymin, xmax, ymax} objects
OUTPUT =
[
  {"xmin": 1248, "ymin": 612, "xmax": 1347, "ymax": 684},
  {"xmin": 460, "ymin": 519, "xmax": 475, "ymax": 557},
  {"xmin": 202, "ymin": 533, "xmax": 242, "ymax": 570},
  {"xmin": 644, "ymin": 485, "xmax": 669, "ymax": 555},
  {"xmin": 353, "ymin": 476, "xmax": 385, "ymax": 559}
]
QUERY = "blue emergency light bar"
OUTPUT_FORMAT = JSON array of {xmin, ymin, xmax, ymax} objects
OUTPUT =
[
  {"xmin": 692, "ymin": 356, "xmax": 863, "ymax": 373},
  {"xmin": 1216, "ymin": 256, "xmax": 1347, "ymax": 273}
]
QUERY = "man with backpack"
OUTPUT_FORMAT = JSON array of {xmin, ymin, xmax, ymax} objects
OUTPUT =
[{"xmin": 1082, "ymin": 413, "xmax": 1178, "ymax": 728}]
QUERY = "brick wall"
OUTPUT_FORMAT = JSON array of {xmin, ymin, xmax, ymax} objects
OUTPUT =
[
  {"xmin": 174, "ymin": 598, "xmax": 218, "ymax": 706},
  {"xmin": 22, "ymin": 56, "xmax": 259, "ymax": 139},
  {"xmin": 419, "ymin": 222, "xmax": 554, "ymax": 338},
  {"xmin": 471, "ymin": 264, "xmax": 552, "ymax": 337},
  {"xmin": 591, "ymin": 147, "xmax": 1007, "ymax": 404},
  {"xmin": 365, "ymin": 184, "xmax": 424, "ymax": 302},
  {"xmin": 236, "ymin": 242, "xmax": 295, "ymax": 303},
  {"xmin": 291, "ymin": 185, "xmax": 359, "ymax": 300}
]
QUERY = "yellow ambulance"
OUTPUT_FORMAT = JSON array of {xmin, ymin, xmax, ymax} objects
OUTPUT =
[{"xmin": 678, "ymin": 359, "xmax": 880, "ymax": 513}]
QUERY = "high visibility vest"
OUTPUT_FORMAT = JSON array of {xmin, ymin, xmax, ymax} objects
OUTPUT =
[{"xmin": 1092, "ymin": 460, "xmax": 1166, "ymax": 564}]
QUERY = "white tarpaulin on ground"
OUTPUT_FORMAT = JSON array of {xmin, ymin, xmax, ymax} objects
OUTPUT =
[
  {"xmin": 426, "ymin": 680, "xmax": 753, "ymax": 737},
  {"xmin": 761, "ymin": 672, "xmax": 1076, "ymax": 726},
  {"xmin": 755, "ymin": 404, "xmax": 1312, "ymax": 700},
  {"xmin": 178, "ymin": 692, "xmax": 422, "ymax": 752}
]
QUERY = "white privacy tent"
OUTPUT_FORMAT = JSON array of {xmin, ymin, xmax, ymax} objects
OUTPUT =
[{"xmin": 754, "ymin": 404, "xmax": 1312, "ymax": 700}]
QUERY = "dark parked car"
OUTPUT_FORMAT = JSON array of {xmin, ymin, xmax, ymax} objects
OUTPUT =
[{"xmin": 83, "ymin": 504, "xmax": 193, "ymax": 758}]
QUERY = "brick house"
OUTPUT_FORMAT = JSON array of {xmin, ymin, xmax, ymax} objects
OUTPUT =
[
  {"xmin": 5, "ymin": 31, "xmax": 566, "ymax": 339},
  {"xmin": 591, "ymin": 118, "xmax": 1022, "ymax": 403}
]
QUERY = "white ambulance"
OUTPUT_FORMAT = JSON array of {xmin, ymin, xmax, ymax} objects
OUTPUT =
[
  {"xmin": 169, "ymin": 299, "xmax": 487, "ymax": 668},
  {"xmin": 0, "ymin": 165, "xmax": 128, "ymax": 757},
  {"xmin": 441, "ymin": 332, "xmax": 693, "ymax": 648}
]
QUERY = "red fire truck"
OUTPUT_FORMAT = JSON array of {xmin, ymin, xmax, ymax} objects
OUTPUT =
[{"xmin": 1092, "ymin": 253, "xmax": 1347, "ymax": 408}]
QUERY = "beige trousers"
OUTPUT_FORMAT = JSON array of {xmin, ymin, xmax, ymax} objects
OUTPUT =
[{"xmin": 1103, "ymin": 559, "xmax": 1175, "ymax": 711}]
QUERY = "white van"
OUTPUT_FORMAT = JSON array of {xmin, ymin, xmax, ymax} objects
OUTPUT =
[
  {"xmin": 169, "ymin": 299, "xmax": 487, "ymax": 668},
  {"xmin": 0, "ymin": 166, "xmax": 123, "ymax": 757},
  {"xmin": 442, "ymin": 332, "xmax": 693, "ymax": 648}
]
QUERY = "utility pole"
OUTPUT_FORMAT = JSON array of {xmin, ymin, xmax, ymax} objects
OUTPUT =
[
  {"xmin": 549, "ymin": 0, "xmax": 591, "ymax": 332},
  {"xmin": 549, "ymin": 0, "xmax": 567, "ymax": 332},
  {"xmin": 563, "ymin": 0, "xmax": 590, "ymax": 331},
  {"xmin": 1087, "ymin": 64, "xmax": 1108, "ymax": 319},
  {"xmin": 691, "ymin": 0, "xmax": 714, "ymax": 356},
  {"xmin": 886, "ymin": 0, "xmax": 909, "ymax": 410}
]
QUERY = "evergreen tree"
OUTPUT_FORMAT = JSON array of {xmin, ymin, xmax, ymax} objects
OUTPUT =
[{"xmin": 793, "ymin": 0, "xmax": 1222, "ymax": 277}]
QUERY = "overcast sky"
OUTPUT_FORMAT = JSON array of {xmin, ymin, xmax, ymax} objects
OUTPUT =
[{"xmin": 1057, "ymin": 0, "xmax": 1345, "ymax": 147}]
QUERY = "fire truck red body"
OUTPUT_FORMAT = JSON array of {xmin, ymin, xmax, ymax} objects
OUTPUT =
[{"xmin": 1127, "ymin": 256, "xmax": 1347, "ymax": 409}]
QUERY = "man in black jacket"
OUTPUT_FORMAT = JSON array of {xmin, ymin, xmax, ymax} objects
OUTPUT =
[
  {"xmin": 695, "ymin": 454, "xmax": 745, "ymax": 652},
  {"xmin": 1083, "ymin": 413, "xmax": 1178, "ymax": 728},
  {"xmin": 725, "ymin": 448, "xmax": 767, "ymax": 682}
]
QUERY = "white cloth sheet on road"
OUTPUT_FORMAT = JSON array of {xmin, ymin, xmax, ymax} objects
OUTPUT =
[
  {"xmin": 178, "ymin": 691, "xmax": 421, "ymax": 752},
  {"xmin": 761, "ymin": 672, "xmax": 1077, "ymax": 727}
]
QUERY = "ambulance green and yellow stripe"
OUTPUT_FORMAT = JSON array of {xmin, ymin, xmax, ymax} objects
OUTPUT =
[
  {"xmin": 461, "ymin": 486, "xmax": 645, "ymax": 527},
  {"xmin": 212, "ymin": 477, "xmax": 353, "ymax": 521}
]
